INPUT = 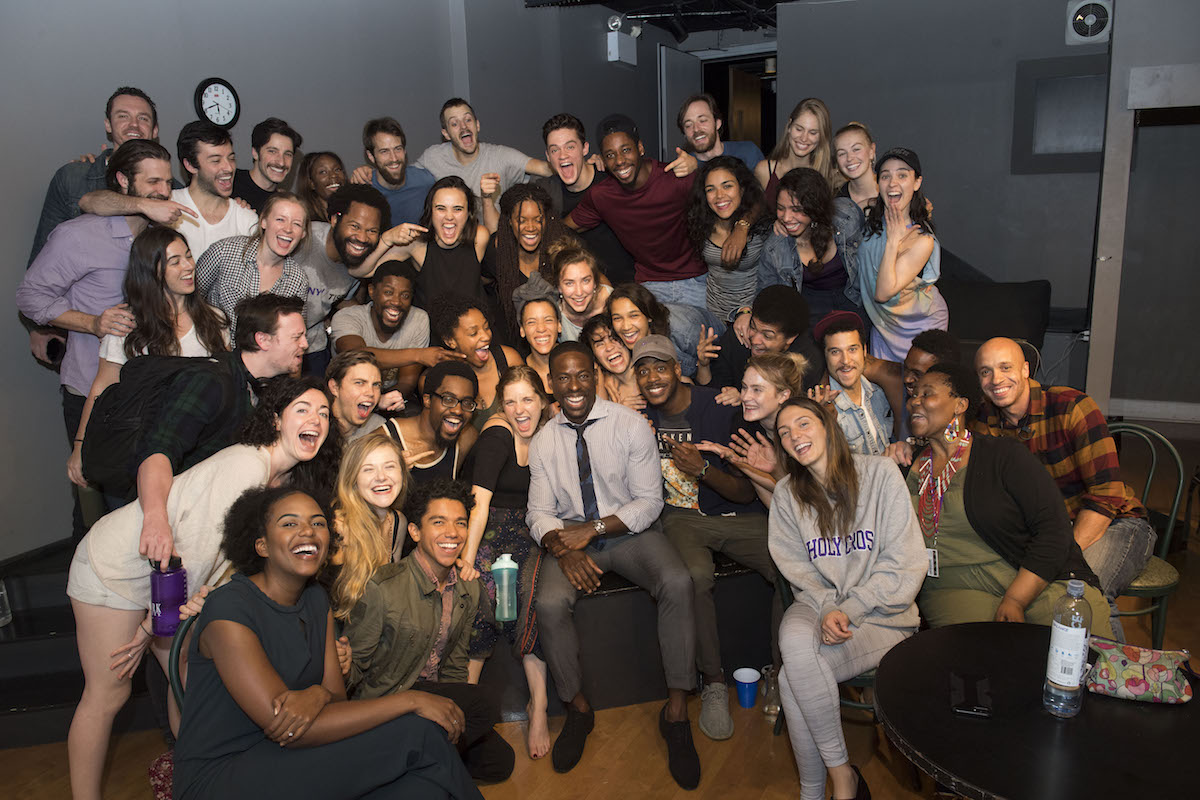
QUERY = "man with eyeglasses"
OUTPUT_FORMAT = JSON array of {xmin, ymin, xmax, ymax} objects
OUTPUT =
[
  {"xmin": 332, "ymin": 260, "xmax": 463, "ymax": 400},
  {"xmin": 695, "ymin": 284, "xmax": 823, "ymax": 401},
  {"xmin": 385, "ymin": 361, "xmax": 480, "ymax": 555},
  {"xmin": 972, "ymin": 336, "xmax": 1156, "ymax": 642}
]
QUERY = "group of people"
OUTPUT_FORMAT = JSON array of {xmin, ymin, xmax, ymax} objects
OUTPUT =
[{"xmin": 18, "ymin": 86, "xmax": 1156, "ymax": 800}]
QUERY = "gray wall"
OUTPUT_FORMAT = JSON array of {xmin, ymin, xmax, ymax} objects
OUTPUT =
[
  {"xmin": 776, "ymin": 0, "xmax": 1107, "ymax": 308},
  {"xmin": 0, "ymin": 0, "xmax": 681, "ymax": 561}
]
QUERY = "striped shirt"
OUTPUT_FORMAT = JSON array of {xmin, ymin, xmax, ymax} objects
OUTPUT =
[
  {"xmin": 972, "ymin": 380, "xmax": 1145, "ymax": 521},
  {"xmin": 526, "ymin": 398, "xmax": 665, "ymax": 544},
  {"xmin": 195, "ymin": 235, "xmax": 308, "ymax": 336}
]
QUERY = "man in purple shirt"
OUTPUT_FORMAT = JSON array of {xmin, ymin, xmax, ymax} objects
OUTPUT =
[{"xmin": 16, "ymin": 139, "xmax": 174, "ymax": 537}]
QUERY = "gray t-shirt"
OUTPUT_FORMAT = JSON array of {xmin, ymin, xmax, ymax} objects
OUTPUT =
[
  {"xmin": 330, "ymin": 303, "xmax": 429, "ymax": 388},
  {"xmin": 416, "ymin": 141, "xmax": 532, "ymax": 197},
  {"xmin": 296, "ymin": 223, "xmax": 359, "ymax": 351},
  {"xmin": 348, "ymin": 413, "xmax": 388, "ymax": 442}
]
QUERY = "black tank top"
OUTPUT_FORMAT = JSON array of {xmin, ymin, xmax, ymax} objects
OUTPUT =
[{"xmin": 416, "ymin": 241, "xmax": 484, "ymax": 309}]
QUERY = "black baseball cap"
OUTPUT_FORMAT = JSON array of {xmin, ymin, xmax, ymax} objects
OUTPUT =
[{"xmin": 875, "ymin": 146, "xmax": 921, "ymax": 177}]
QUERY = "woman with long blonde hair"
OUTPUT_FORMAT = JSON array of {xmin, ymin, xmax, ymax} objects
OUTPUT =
[
  {"xmin": 328, "ymin": 431, "xmax": 411, "ymax": 621},
  {"xmin": 756, "ymin": 98, "xmax": 839, "ymax": 207}
]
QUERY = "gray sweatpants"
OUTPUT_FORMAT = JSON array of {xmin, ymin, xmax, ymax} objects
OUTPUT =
[
  {"xmin": 778, "ymin": 601, "xmax": 913, "ymax": 800},
  {"xmin": 536, "ymin": 528, "xmax": 696, "ymax": 702}
]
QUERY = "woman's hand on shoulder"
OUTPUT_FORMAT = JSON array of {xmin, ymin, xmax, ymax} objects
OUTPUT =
[
  {"xmin": 335, "ymin": 636, "xmax": 352, "ymax": 678},
  {"xmin": 883, "ymin": 441, "xmax": 914, "ymax": 467},
  {"xmin": 178, "ymin": 585, "xmax": 213, "ymax": 621}
]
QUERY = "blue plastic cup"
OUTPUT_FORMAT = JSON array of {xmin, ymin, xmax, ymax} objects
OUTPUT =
[{"xmin": 733, "ymin": 667, "xmax": 761, "ymax": 709}]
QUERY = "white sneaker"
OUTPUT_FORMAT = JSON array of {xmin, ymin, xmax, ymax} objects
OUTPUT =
[{"xmin": 698, "ymin": 682, "xmax": 734, "ymax": 740}]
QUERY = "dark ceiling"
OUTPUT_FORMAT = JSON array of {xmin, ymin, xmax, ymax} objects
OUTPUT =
[{"xmin": 524, "ymin": 1, "xmax": 777, "ymax": 40}]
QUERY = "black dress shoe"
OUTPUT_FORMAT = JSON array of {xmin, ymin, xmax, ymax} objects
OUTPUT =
[
  {"xmin": 659, "ymin": 705, "xmax": 701, "ymax": 790},
  {"xmin": 551, "ymin": 707, "xmax": 594, "ymax": 773}
]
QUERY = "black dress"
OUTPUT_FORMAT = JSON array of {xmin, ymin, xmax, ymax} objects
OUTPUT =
[
  {"xmin": 173, "ymin": 573, "xmax": 481, "ymax": 800},
  {"xmin": 415, "ymin": 241, "xmax": 485, "ymax": 310},
  {"xmin": 462, "ymin": 426, "xmax": 543, "ymax": 660}
]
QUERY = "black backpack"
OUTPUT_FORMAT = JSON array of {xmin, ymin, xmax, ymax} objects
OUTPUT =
[{"xmin": 82, "ymin": 355, "xmax": 229, "ymax": 500}]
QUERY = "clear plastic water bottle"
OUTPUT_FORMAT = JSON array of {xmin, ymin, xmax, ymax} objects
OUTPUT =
[
  {"xmin": 1043, "ymin": 579, "xmax": 1092, "ymax": 718},
  {"xmin": 491, "ymin": 553, "xmax": 518, "ymax": 623},
  {"xmin": 150, "ymin": 557, "xmax": 188, "ymax": 637}
]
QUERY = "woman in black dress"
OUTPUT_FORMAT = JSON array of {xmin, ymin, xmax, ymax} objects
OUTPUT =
[
  {"xmin": 172, "ymin": 485, "xmax": 480, "ymax": 800},
  {"xmin": 458, "ymin": 365, "xmax": 551, "ymax": 760}
]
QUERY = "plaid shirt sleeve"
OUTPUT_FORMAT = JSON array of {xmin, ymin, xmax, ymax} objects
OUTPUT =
[
  {"xmin": 135, "ymin": 369, "xmax": 227, "ymax": 472},
  {"xmin": 1059, "ymin": 392, "xmax": 1137, "ymax": 519}
]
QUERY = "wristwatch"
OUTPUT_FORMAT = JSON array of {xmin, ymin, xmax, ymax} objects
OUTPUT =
[{"xmin": 593, "ymin": 519, "xmax": 607, "ymax": 537}]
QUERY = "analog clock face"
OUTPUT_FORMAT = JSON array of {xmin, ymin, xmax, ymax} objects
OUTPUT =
[{"xmin": 200, "ymin": 83, "xmax": 237, "ymax": 126}]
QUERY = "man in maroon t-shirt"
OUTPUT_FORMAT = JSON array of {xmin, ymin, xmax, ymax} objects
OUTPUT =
[{"xmin": 564, "ymin": 115, "xmax": 749, "ymax": 311}]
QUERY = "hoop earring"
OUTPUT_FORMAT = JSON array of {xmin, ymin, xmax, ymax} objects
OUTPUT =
[{"xmin": 943, "ymin": 416, "xmax": 963, "ymax": 443}]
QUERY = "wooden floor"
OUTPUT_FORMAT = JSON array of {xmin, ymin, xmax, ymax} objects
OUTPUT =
[{"xmin": 5, "ymin": 421, "xmax": 1197, "ymax": 799}]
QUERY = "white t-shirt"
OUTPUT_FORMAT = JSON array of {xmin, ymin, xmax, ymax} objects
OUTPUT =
[
  {"xmin": 294, "ymin": 222, "xmax": 359, "ymax": 351},
  {"xmin": 98, "ymin": 322, "xmax": 227, "ymax": 366},
  {"xmin": 330, "ymin": 303, "xmax": 429, "ymax": 387},
  {"xmin": 416, "ymin": 141, "xmax": 532, "ymax": 197},
  {"xmin": 171, "ymin": 186, "xmax": 258, "ymax": 260}
]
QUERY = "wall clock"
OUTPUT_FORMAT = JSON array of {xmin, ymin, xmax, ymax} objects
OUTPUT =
[{"xmin": 194, "ymin": 77, "xmax": 240, "ymax": 129}]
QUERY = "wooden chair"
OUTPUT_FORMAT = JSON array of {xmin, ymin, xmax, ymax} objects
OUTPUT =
[{"xmin": 1108, "ymin": 422, "xmax": 1185, "ymax": 650}]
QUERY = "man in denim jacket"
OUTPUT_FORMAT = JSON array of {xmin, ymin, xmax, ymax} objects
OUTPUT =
[{"xmin": 813, "ymin": 311, "xmax": 893, "ymax": 455}]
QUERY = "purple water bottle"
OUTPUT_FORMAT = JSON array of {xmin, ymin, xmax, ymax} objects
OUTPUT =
[{"xmin": 150, "ymin": 557, "xmax": 187, "ymax": 637}]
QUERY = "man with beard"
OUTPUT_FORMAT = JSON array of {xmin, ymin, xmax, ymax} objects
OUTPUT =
[
  {"xmin": 356, "ymin": 117, "xmax": 436, "ymax": 227},
  {"xmin": 677, "ymin": 94, "xmax": 764, "ymax": 168},
  {"xmin": 332, "ymin": 260, "xmax": 460, "ymax": 398},
  {"xmin": 17, "ymin": 140, "xmax": 175, "ymax": 538},
  {"xmin": 814, "ymin": 311, "xmax": 893, "ymax": 456},
  {"xmin": 634, "ymin": 335, "xmax": 770, "ymax": 743},
  {"xmin": 527, "ymin": 341, "xmax": 700, "ymax": 789},
  {"xmin": 386, "ymin": 361, "xmax": 480, "ymax": 556},
  {"xmin": 294, "ymin": 184, "xmax": 391, "ymax": 376},
  {"xmin": 80, "ymin": 121, "xmax": 257, "ymax": 260},
  {"xmin": 232, "ymin": 117, "xmax": 303, "ymax": 212},
  {"xmin": 537, "ymin": 113, "xmax": 635, "ymax": 286}
]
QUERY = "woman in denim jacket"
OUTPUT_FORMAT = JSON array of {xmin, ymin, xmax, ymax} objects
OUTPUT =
[{"xmin": 759, "ymin": 168, "xmax": 864, "ymax": 324}]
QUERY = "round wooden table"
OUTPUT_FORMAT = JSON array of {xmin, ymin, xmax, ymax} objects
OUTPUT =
[{"xmin": 873, "ymin": 622, "xmax": 1200, "ymax": 799}]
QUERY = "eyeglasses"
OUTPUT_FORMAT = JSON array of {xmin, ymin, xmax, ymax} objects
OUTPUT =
[{"xmin": 434, "ymin": 392, "xmax": 478, "ymax": 413}]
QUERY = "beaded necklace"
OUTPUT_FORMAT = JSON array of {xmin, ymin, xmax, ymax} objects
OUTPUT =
[{"xmin": 916, "ymin": 430, "xmax": 972, "ymax": 545}]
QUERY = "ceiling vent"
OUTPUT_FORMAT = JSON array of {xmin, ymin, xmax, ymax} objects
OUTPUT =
[{"xmin": 1066, "ymin": 1, "xmax": 1111, "ymax": 45}]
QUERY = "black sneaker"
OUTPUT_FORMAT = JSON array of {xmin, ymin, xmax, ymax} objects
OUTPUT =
[
  {"xmin": 659, "ymin": 705, "xmax": 701, "ymax": 790},
  {"xmin": 551, "ymin": 707, "xmax": 594, "ymax": 773}
]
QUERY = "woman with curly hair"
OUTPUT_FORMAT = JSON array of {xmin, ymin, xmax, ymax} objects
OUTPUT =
[
  {"xmin": 429, "ymin": 292, "xmax": 522, "ymax": 431},
  {"xmin": 482, "ymin": 183, "xmax": 578, "ymax": 344},
  {"xmin": 756, "ymin": 98, "xmax": 839, "ymax": 207},
  {"xmin": 68, "ymin": 226, "xmax": 229, "ymax": 491},
  {"xmin": 582, "ymin": 314, "xmax": 643, "ymax": 411},
  {"xmin": 296, "ymin": 151, "xmax": 346, "ymax": 223},
  {"xmin": 172, "ymin": 485, "xmax": 480, "ymax": 800},
  {"xmin": 760, "ymin": 167, "xmax": 866, "ymax": 323},
  {"xmin": 685, "ymin": 155, "xmax": 771, "ymax": 320},
  {"xmin": 65, "ymin": 375, "xmax": 339, "ymax": 800}
]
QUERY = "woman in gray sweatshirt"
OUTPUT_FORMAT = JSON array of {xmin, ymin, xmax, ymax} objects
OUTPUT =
[{"xmin": 768, "ymin": 397, "xmax": 926, "ymax": 800}]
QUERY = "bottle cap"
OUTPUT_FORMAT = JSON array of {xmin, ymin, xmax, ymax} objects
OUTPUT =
[
  {"xmin": 149, "ymin": 556, "xmax": 183, "ymax": 572},
  {"xmin": 491, "ymin": 553, "xmax": 517, "ymax": 570},
  {"xmin": 1066, "ymin": 579, "xmax": 1085, "ymax": 598}
]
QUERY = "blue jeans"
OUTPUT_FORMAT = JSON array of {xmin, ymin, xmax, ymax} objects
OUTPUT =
[
  {"xmin": 1081, "ymin": 516, "xmax": 1157, "ymax": 642},
  {"xmin": 645, "ymin": 276, "xmax": 724, "ymax": 377}
]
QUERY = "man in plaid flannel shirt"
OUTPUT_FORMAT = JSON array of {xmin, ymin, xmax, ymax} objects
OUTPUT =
[{"xmin": 972, "ymin": 337, "xmax": 1156, "ymax": 641}]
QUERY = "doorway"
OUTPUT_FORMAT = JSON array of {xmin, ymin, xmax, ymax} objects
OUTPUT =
[{"xmin": 702, "ymin": 55, "xmax": 777, "ymax": 155}]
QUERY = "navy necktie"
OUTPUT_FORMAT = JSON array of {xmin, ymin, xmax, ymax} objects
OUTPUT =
[{"xmin": 567, "ymin": 419, "xmax": 604, "ymax": 551}]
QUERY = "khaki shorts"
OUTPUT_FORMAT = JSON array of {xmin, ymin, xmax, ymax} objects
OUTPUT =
[{"xmin": 67, "ymin": 543, "xmax": 145, "ymax": 611}]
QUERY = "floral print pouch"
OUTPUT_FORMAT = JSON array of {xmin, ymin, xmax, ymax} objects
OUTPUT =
[{"xmin": 1086, "ymin": 636, "xmax": 1194, "ymax": 704}]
